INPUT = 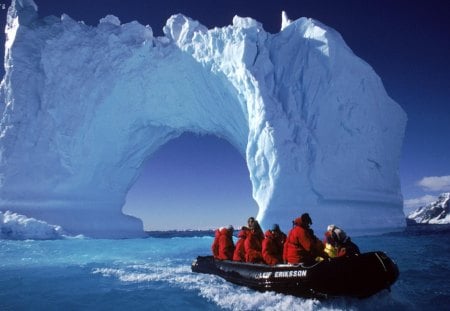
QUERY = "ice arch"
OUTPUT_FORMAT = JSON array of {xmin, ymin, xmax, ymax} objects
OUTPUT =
[
  {"xmin": 123, "ymin": 133, "xmax": 259, "ymax": 231},
  {"xmin": 0, "ymin": 1, "xmax": 407, "ymax": 237}
]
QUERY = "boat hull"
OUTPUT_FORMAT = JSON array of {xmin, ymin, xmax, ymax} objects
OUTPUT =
[{"xmin": 191, "ymin": 251, "xmax": 399, "ymax": 298}]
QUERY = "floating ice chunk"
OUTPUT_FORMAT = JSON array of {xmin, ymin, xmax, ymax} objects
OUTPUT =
[{"xmin": 0, "ymin": 211, "xmax": 66, "ymax": 240}]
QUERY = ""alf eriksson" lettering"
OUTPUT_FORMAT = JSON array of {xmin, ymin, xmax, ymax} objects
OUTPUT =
[{"xmin": 274, "ymin": 270, "xmax": 307, "ymax": 278}]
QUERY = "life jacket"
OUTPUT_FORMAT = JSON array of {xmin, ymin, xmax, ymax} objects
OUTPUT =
[
  {"xmin": 323, "ymin": 230, "xmax": 337, "ymax": 258},
  {"xmin": 217, "ymin": 227, "xmax": 235, "ymax": 260},
  {"xmin": 233, "ymin": 229, "xmax": 248, "ymax": 261},
  {"xmin": 262, "ymin": 230, "xmax": 283, "ymax": 265},
  {"xmin": 324, "ymin": 242, "xmax": 337, "ymax": 258}
]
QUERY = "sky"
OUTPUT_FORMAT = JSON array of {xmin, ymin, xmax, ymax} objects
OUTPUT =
[{"xmin": 0, "ymin": 0, "xmax": 449, "ymax": 230}]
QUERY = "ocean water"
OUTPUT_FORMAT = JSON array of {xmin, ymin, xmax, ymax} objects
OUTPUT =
[{"xmin": 1, "ymin": 227, "xmax": 449, "ymax": 311}]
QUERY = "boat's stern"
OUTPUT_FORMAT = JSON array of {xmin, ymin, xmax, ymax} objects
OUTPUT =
[
  {"xmin": 191, "ymin": 256, "xmax": 218, "ymax": 274},
  {"xmin": 374, "ymin": 251, "xmax": 400, "ymax": 289}
]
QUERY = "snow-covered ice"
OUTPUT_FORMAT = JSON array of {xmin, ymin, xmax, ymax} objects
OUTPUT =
[
  {"xmin": 0, "ymin": 0, "xmax": 407, "ymax": 237},
  {"xmin": 0, "ymin": 210, "xmax": 66, "ymax": 239}
]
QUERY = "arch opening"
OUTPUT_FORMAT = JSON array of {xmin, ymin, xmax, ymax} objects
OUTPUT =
[{"xmin": 123, "ymin": 132, "xmax": 258, "ymax": 231}]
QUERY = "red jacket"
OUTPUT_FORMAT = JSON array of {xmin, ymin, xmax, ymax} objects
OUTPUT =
[
  {"xmin": 262, "ymin": 230, "xmax": 283, "ymax": 265},
  {"xmin": 245, "ymin": 229, "xmax": 263, "ymax": 263},
  {"xmin": 233, "ymin": 229, "xmax": 248, "ymax": 261},
  {"xmin": 283, "ymin": 217, "xmax": 317, "ymax": 264},
  {"xmin": 217, "ymin": 228, "xmax": 235, "ymax": 260},
  {"xmin": 211, "ymin": 229, "xmax": 220, "ymax": 258}
]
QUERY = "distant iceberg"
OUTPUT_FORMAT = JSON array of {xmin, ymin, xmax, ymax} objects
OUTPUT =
[
  {"xmin": 0, "ymin": 210, "xmax": 66, "ymax": 240},
  {"xmin": 407, "ymin": 193, "xmax": 450, "ymax": 224}
]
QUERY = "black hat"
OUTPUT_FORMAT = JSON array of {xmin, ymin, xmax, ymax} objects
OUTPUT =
[{"xmin": 301, "ymin": 213, "xmax": 312, "ymax": 226}]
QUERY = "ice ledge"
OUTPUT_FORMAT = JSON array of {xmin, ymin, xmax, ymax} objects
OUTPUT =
[{"xmin": 0, "ymin": 210, "xmax": 66, "ymax": 240}]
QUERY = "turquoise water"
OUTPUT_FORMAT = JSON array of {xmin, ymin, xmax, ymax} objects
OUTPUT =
[{"xmin": 1, "ymin": 228, "xmax": 449, "ymax": 310}]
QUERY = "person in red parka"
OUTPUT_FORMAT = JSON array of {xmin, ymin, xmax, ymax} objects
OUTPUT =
[
  {"xmin": 262, "ymin": 224, "xmax": 285, "ymax": 265},
  {"xmin": 217, "ymin": 225, "xmax": 235, "ymax": 260},
  {"xmin": 283, "ymin": 213, "xmax": 324, "ymax": 264},
  {"xmin": 245, "ymin": 217, "xmax": 264, "ymax": 263},
  {"xmin": 233, "ymin": 226, "xmax": 249, "ymax": 261},
  {"xmin": 211, "ymin": 228, "xmax": 221, "ymax": 259},
  {"xmin": 272, "ymin": 224, "xmax": 287, "ymax": 250}
]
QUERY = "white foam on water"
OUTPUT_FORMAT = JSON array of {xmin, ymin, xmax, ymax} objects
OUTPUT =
[{"xmin": 91, "ymin": 261, "xmax": 356, "ymax": 311}]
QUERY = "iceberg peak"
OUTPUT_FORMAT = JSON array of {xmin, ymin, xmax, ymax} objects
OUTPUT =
[
  {"xmin": 99, "ymin": 14, "xmax": 121, "ymax": 26},
  {"xmin": 281, "ymin": 11, "xmax": 292, "ymax": 30},
  {"xmin": 232, "ymin": 15, "xmax": 262, "ymax": 30},
  {"xmin": 163, "ymin": 14, "xmax": 207, "ymax": 45},
  {"xmin": 8, "ymin": 0, "xmax": 37, "ymax": 26}
]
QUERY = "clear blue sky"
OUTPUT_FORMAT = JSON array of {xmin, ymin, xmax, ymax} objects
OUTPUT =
[{"xmin": 1, "ymin": 0, "xmax": 449, "ymax": 229}]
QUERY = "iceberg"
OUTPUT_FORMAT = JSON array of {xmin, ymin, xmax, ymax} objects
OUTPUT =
[
  {"xmin": 0, "ymin": 210, "xmax": 66, "ymax": 239},
  {"xmin": 0, "ymin": 0, "xmax": 407, "ymax": 237}
]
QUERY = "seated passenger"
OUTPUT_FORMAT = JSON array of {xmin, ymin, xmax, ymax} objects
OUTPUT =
[
  {"xmin": 245, "ymin": 217, "xmax": 264, "ymax": 263},
  {"xmin": 262, "ymin": 224, "xmax": 285, "ymax": 265},
  {"xmin": 211, "ymin": 227, "xmax": 221, "ymax": 259},
  {"xmin": 217, "ymin": 225, "xmax": 235, "ymax": 260},
  {"xmin": 323, "ymin": 227, "xmax": 338, "ymax": 258},
  {"xmin": 326, "ymin": 224, "xmax": 360, "ymax": 257},
  {"xmin": 271, "ymin": 224, "xmax": 287, "ymax": 249},
  {"xmin": 233, "ymin": 226, "xmax": 249, "ymax": 262},
  {"xmin": 247, "ymin": 217, "xmax": 264, "ymax": 240},
  {"xmin": 283, "ymin": 213, "xmax": 324, "ymax": 264}
]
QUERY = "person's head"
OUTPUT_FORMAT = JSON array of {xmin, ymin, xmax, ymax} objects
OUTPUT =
[
  {"xmin": 301, "ymin": 213, "xmax": 312, "ymax": 227},
  {"xmin": 227, "ymin": 225, "xmax": 234, "ymax": 233},
  {"xmin": 247, "ymin": 217, "xmax": 256, "ymax": 229},
  {"xmin": 238, "ymin": 227, "xmax": 248, "ymax": 238},
  {"xmin": 332, "ymin": 227, "xmax": 347, "ymax": 245},
  {"xmin": 327, "ymin": 224, "xmax": 336, "ymax": 232},
  {"xmin": 271, "ymin": 224, "xmax": 280, "ymax": 231},
  {"xmin": 270, "ymin": 224, "xmax": 280, "ymax": 235}
]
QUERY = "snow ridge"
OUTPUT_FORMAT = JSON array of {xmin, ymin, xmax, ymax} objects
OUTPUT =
[{"xmin": 408, "ymin": 193, "xmax": 450, "ymax": 224}]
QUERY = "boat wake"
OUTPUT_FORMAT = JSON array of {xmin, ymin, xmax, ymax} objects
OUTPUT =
[{"xmin": 91, "ymin": 259, "xmax": 407, "ymax": 311}]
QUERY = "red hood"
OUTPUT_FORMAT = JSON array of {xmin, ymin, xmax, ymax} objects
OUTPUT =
[
  {"xmin": 265, "ymin": 230, "xmax": 276, "ymax": 239},
  {"xmin": 238, "ymin": 229, "xmax": 248, "ymax": 238},
  {"xmin": 220, "ymin": 227, "xmax": 232, "ymax": 236},
  {"xmin": 293, "ymin": 217, "xmax": 304, "ymax": 226}
]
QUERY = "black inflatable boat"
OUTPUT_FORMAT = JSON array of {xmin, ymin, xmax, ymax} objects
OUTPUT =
[{"xmin": 191, "ymin": 251, "xmax": 399, "ymax": 299}]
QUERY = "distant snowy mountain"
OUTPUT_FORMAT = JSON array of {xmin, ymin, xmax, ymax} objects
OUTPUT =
[{"xmin": 407, "ymin": 193, "xmax": 450, "ymax": 224}]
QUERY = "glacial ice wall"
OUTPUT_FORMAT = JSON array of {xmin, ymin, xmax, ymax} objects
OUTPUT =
[{"xmin": 0, "ymin": 0, "xmax": 407, "ymax": 237}]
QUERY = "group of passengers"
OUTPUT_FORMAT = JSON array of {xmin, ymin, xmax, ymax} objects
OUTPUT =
[{"xmin": 211, "ymin": 213, "xmax": 360, "ymax": 265}]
